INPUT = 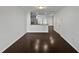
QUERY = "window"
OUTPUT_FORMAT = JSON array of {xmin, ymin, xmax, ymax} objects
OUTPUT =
[{"xmin": 31, "ymin": 12, "xmax": 48, "ymax": 25}]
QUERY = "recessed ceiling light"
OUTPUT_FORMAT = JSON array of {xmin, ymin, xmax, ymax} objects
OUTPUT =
[{"xmin": 36, "ymin": 6, "xmax": 47, "ymax": 9}]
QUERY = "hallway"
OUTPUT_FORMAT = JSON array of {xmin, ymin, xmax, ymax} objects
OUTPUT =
[
  {"xmin": 0, "ymin": 6, "xmax": 79, "ymax": 53},
  {"xmin": 3, "ymin": 26, "xmax": 77, "ymax": 53},
  {"xmin": 0, "ymin": 0, "xmax": 79, "ymax": 58}
]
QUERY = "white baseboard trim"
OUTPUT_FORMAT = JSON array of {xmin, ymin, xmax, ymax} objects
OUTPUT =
[
  {"xmin": 27, "ymin": 32, "xmax": 48, "ymax": 33},
  {"xmin": 0, "ymin": 32, "xmax": 26, "ymax": 53},
  {"xmin": 54, "ymin": 28, "xmax": 79, "ymax": 52},
  {"xmin": 60, "ymin": 33, "xmax": 79, "ymax": 52}
]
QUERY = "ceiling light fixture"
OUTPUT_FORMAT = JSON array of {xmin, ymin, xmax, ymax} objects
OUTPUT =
[{"xmin": 36, "ymin": 6, "xmax": 47, "ymax": 9}]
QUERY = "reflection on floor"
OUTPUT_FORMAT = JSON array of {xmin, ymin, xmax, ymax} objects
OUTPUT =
[{"xmin": 3, "ymin": 26, "xmax": 77, "ymax": 53}]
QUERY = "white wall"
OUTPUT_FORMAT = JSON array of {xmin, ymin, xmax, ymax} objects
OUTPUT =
[
  {"xmin": 26, "ymin": 12, "xmax": 48, "ymax": 33},
  {"xmin": 0, "ymin": 7, "xmax": 26, "ymax": 52},
  {"xmin": 54, "ymin": 7, "xmax": 79, "ymax": 52}
]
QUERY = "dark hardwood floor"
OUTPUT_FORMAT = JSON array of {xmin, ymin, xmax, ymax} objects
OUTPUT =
[{"xmin": 3, "ymin": 26, "xmax": 77, "ymax": 53}]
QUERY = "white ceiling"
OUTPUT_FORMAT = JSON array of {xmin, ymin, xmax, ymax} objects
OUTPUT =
[{"xmin": 21, "ymin": 6, "xmax": 65, "ymax": 15}]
